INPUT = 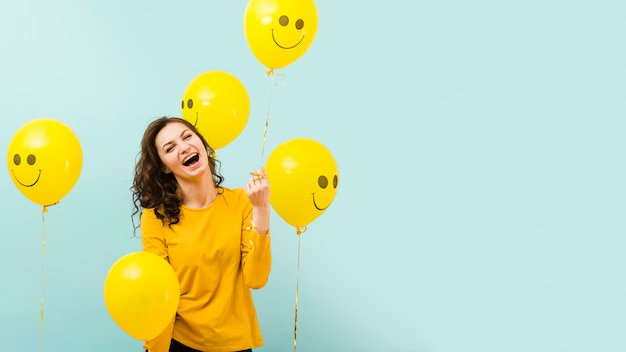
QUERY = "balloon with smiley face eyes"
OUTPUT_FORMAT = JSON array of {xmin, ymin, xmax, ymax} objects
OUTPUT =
[
  {"xmin": 7, "ymin": 118, "xmax": 83, "ymax": 207},
  {"xmin": 181, "ymin": 71, "xmax": 251, "ymax": 151},
  {"xmin": 244, "ymin": 0, "xmax": 318, "ymax": 70},
  {"xmin": 266, "ymin": 138, "xmax": 338, "ymax": 234}
]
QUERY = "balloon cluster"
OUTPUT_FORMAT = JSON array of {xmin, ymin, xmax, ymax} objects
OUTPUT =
[{"xmin": 102, "ymin": 0, "xmax": 336, "ymax": 342}]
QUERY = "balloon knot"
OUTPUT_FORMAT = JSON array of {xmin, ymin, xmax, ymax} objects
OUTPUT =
[
  {"xmin": 43, "ymin": 201, "xmax": 59, "ymax": 209},
  {"xmin": 296, "ymin": 226, "xmax": 307, "ymax": 235}
]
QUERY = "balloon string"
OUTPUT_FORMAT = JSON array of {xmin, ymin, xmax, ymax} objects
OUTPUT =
[
  {"xmin": 41, "ymin": 206, "xmax": 48, "ymax": 352},
  {"xmin": 260, "ymin": 102, "xmax": 270, "ymax": 166},
  {"xmin": 260, "ymin": 70, "xmax": 286, "ymax": 166},
  {"xmin": 293, "ymin": 232, "xmax": 301, "ymax": 352}
]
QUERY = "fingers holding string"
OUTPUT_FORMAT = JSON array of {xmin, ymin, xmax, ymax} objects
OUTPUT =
[
  {"xmin": 246, "ymin": 169, "xmax": 270, "ymax": 208},
  {"xmin": 247, "ymin": 169, "xmax": 268, "ymax": 190}
]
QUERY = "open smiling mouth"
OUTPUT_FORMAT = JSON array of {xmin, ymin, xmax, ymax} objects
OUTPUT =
[
  {"xmin": 311, "ymin": 193, "xmax": 328, "ymax": 211},
  {"xmin": 183, "ymin": 154, "xmax": 199, "ymax": 166},
  {"xmin": 12, "ymin": 169, "xmax": 42, "ymax": 187},
  {"xmin": 271, "ymin": 29, "xmax": 304, "ymax": 49}
]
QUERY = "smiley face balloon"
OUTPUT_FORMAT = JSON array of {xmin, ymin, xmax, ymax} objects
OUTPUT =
[
  {"xmin": 7, "ymin": 118, "xmax": 83, "ymax": 207},
  {"xmin": 266, "ymin": 138, "xmax": 338, "ymax": 232},
  {"xmin": 244, "ymin": 0, "xmax": 318, "ymax": 70},
  {"xmin": 181, "ymin": 71, "xmax": 250, "ymax": 150}
]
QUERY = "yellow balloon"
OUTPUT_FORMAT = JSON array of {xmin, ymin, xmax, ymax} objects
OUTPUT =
[
  {"xmin": 244, "ymin": 0, "xmax": 318, "ymax": 70},
  {"xmin": 7, "ymin": 118, "xmax": 83, "ymax": 207},
  {"xmin": 103, "ymin": 251, "xmax": 180, "ymax": 341},
  {"xmin": 181, "ymin": 71, "xmax": 250, "ymax": 150},
  {"xmin": 266, "ymin": 138, "xmax": 339, "ymax": 231}
]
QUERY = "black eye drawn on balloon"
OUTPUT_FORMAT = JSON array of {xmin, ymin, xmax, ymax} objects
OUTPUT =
[{"xmin": 318, "ymin": 175, "xmax": 328, "ymax": 189}]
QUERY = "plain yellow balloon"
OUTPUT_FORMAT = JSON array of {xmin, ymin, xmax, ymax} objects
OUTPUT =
[
  {"xmin": 103, "ymin": 251, "xmax": 180, "ymax": 341},
  {"xmin": 265, "ymin": 138, "xmax": 339, "ymax": 231},
  {"xmin": 7, "ymin": 118, "xmax": 82, "ymax": 207},
  {"xmin": 244, "ymin": 0, "xmax": 318, "ymax": 70},
  {"xmin": 181, "ymin": 71, "xmax": 250, "ymax": 150}
]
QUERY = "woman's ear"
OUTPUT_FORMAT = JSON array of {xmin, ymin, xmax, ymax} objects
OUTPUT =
[{"xmin": 162, "ymin": 166, "xmax": 172, "ymax": 174}]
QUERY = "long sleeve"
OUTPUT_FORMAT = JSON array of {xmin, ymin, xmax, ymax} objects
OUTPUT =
[
  {"xmin": 140, "ymin": 209, "xmax": 174, "ymax": 352},
  {"xmin": 241, "ymin": 223, "xmax": 272, "ymax": 289},
  {"xmin": 141, "ymin": 209, "xmax": 168, "ymax": 261}
]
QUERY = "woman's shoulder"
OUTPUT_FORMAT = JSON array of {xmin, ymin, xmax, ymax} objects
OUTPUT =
[
  {"xmin": 220, "ymin": 186, "xmax": 247, "ymax": 200},
  {"xmin": 139, "ymin": 207, "xmax": 165, "ymax": 230},
  {"xmin": 140, "ymin": 206, "xmax": 163, "ymax": 220},
  {"xmin": 218, "ymin": 187, "xmax": 251, "ymax": 209}
]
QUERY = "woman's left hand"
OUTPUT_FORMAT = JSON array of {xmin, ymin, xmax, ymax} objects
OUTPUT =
[
  {"xmin": 246, "ymin": 167, "xmax": 270, "ymax": 208},
  {"xmin": 246, "ymin": 168, "xmax": 271, "ymax": 235}
]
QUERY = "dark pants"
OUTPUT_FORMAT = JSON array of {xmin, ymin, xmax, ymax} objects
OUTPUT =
[{"xmin": 169, "ymin": 339, "xmax": 252, "ymax": 352}]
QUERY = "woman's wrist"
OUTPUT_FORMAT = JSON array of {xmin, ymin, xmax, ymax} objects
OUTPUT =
[
  {"xmin": 249, "ymin": 220, "xmax": 270, "ymax": 235},
  {"xmin": 251, "ymin": 205, "xmax": 270, "ymax": 235}
]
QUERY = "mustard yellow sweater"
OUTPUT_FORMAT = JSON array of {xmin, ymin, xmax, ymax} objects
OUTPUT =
[{"xmin": 141, "ymin": 188, "xmax": 272, "ymax": 352}]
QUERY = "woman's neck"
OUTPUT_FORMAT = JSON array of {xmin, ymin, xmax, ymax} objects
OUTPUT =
[{"xmin": 177, "ymin": 173, "xmax": 218, "ymax": 209}]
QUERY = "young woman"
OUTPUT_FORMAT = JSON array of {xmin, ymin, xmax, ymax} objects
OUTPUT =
[{"xmin": 131, "ymin": 116, "xmax": 271, "ymax": 352}]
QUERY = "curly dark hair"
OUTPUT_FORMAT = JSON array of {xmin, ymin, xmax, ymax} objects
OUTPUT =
[{"xmin": 131, "ymin": 116, "xmax": 224, "ymax": 232}]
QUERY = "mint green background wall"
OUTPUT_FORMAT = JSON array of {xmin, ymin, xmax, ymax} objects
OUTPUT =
[{"xmin": 0, "ymin": 0, "xmax": 624, "ymax": 351}]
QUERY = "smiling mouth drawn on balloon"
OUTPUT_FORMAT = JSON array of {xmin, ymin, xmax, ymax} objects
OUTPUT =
[
  {"xmin": 312, "ymin": 193, "xmax": 329, "ymax": 211},
  {"xmin": 271, "ymin": 29, "xmax": 304, "ymax": 49},
  {"xmin": 12, "ymin": 169, "xmax": 42, "ymax": 187}
]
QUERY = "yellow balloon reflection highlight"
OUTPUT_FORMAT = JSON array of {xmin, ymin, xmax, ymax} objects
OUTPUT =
[
  {"xmin": 103, "ymin": 251, "xmax": 180, "ymax": 341},
  {"xmin": 244, "ymin": 0, "xmax": 318, "ymax": 70},
  {"xmin": 266, "ymin": 138, "xmax": 339, "ymax": 231},
  {"xmin": 181, "ymin": 71, "xmax": 250, "ymax": 150},
  {"xmin": 7, "ymin": 118, "xmax": 82, "ymax": 207}
]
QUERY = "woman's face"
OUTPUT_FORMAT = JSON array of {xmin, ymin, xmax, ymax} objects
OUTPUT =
[{"xmin": 154, "ymin": 121, "xmax": 209, "ymax": 180}]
